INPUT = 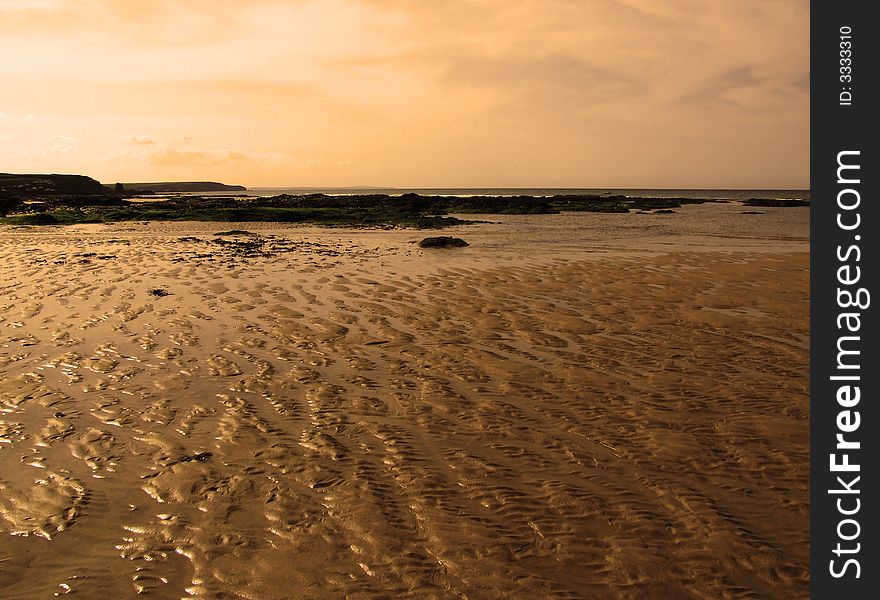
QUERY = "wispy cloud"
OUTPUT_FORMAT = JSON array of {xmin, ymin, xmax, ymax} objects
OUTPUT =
[
  {"xmin": 101, "ymin": 143, "xmax": 334, "ymax": 171},
  {"xmin": 103, "ymin": 145, "xmax": 247, "ymax": 166},
  {"xmin": 49, "ymin": 134, "xmax": 77, "ymax": 144},
  {"xmin": 444, "ymin": 53, "xmax": 647, "ymax": 112},
  {"xmin": 678, "ymin": 66, "xmax": 762, "ymax": 107},
  {"xmin": 18, "ymin": 133, "xmax": 79, "ymax": 157},
  {"xmin": 129, "ymin": 135, "xmax": 155, "ymax": 145},
  {"xmin": 147, "ymin": 148, "xmax": 249, "ymax": 167}
]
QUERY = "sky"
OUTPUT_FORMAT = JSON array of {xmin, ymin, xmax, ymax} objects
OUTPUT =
[{"xmin": 0, "ymin": 0, "xmax": 809, "ymax": 188}]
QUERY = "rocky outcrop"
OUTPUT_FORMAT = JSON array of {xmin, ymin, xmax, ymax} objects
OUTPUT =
[
  {"xmin": 418, "ymin": 236, "xmax": 470, "ymax": 248},
  {"xmin": 742, "ymin": 198, "xmax": 810, "ymax": 207},
  {"xmin": 0, "ymin": 173, "xmax": 108, "ymax": 197}
]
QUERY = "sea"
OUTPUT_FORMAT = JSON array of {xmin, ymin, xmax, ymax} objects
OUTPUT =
[{"xmin": 243, "ymin": 188, "xmax": 810, "ymax": 201}]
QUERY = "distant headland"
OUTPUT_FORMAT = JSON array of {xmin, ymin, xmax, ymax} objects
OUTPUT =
[
  {"xmin": 0, "ymin": 173, "xmax": 246, "ymax": 197},
  {"xmin": 112, "ymin": 182, "xmax": 248, "ymax": 193}
]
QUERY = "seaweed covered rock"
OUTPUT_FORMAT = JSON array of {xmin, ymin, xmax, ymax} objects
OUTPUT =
[
  {"xmin": 418, "ymin": 236, "xmax": 469, "ymax": 249},
  {"xmin": 742, "ymin": 198, "xmax": 809, "ymax": 207}
]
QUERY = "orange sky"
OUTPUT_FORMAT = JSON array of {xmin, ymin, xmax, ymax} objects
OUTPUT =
[{"xmin": 1, "ymin": 0, "xmax": 808, "ymax": 188}]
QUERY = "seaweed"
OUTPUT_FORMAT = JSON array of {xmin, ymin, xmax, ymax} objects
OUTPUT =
[{"xmin": 0, "ymin": 191, "xmax": 743, "ymax": 229}]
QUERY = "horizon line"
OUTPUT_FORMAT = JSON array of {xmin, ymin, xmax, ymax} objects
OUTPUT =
[
  {"xmin": 9, "ymin": 173, "xmax": 809, "ymax": 192},
  {"xmin": 243, "ymin": 185, "xmax": 812, "ymax": 191}
]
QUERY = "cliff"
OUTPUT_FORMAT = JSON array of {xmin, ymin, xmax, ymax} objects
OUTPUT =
[{"xmin": 0, "ymin": 173, "xmax": 109, "ymax": 197}]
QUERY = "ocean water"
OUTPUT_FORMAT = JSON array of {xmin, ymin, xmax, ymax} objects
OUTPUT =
[{"xmin": 245, "ymin": 187, "xmax": 810, "ymax": 200}]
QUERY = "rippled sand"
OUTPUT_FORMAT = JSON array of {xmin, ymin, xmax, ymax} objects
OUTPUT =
[{"xmin": 0, "ymin": 207, "xmax": 808, "ymax": 598}]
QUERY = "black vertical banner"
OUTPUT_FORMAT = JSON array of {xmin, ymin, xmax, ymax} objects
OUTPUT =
[{"xmin": 811, "ymin": 1, "xmax": 878, "ymax": 597}]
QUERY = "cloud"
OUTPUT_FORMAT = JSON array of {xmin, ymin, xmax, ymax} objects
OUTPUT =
[
  {"xmin": 677, "ymin": 66, "xmax": 761, "ymax": 106},
  {"xmin": 444, "ymin": 52, "xmax": 647, "ymax": 111},
  {"xmin": 49, "ymin": 133, "xmax": 78, "ymax": 144},
  {"xmin": 675, "ymin": 64, "xmax": 802, "ymax": 113},
  {"xmin": 0, "ymin": 1, "xmax": 62, "ymax": 7},
  {"xmin": 100, "ymin": 142, "xmax": 340, "ymax": 177},
  {"xmin": 0, "ymin": 112, "xmax": 35, "ymax": 122},
  {"xmin": 148, "ymin": 148, "xmax": 249, "ymax": 167},
  {"xmin": 5, "ymin": 79, "xmax": 347, "ymax": 122},
  {"xmin": 17, "ymin": 133, "xmax": 79, "ymax": 157},
  {"xmin": 19, "ymin": 144, "xmax": 78, "ymax": 157},
  {"xmin": 606, "ymin": 0, "xmax": 707, "ymax": 20},
  {"xmin": 105, "ymin": 146, "xmax": 248, "ymax": 166},
  {"xmin": 0, "ymin": 0, "xmax": 287, "ymax": 41}
]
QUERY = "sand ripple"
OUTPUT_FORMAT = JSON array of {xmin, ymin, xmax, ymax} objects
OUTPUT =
[{"xmin": 0, "ymin": 225, "xmax": 808, "ymax": 598}]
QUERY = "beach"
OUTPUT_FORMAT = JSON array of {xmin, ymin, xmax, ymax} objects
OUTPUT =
[{"xmin": 0, "ymin": 204, "xmax": 809, "ymax": 598}]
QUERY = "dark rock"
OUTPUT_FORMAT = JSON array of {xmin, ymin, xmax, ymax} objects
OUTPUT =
[
  {"xmin": 214, "ymin": 230, "xmax": 257, "ymax": 236},
  {"xmin": 180, "ymin": 452, "xmax": 212, "ymax": 463},
  {"xmin": 148, "ymin": 288, "xmax": 171, "ymax": 297},
  {"xmin": 653, "ymin": 209, "xmax": 676, "ymax": 214},
  {"xmin": 418, "ymin": 236, "xmax": 469, "ymax": 248},
  {"xmin": 742, "ymin": 198, "xmax": 809, "ymax": 207},
  {"xmin": 15, "ymin": 212, "xmax": 59, "ymax": 225}
]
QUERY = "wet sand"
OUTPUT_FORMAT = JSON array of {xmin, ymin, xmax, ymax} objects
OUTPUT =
[{"xmin": 0, "ymin": 206, "xmax": 808, "ymax": 598}]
